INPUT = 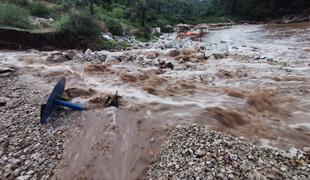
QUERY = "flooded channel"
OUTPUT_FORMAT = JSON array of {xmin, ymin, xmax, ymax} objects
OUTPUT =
[{"xmin": 1, "ymin": 23, "xmax": 310, "ymax": 179}]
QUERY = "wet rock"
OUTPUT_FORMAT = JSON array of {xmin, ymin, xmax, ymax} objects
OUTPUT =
[
  {"xmin": 195, "ymin": 149, "xmax": 206, "ymax": 156},
  {"xmin": 288, "ymin": 147, "xmax": 298, "ymax": 158},
  {"xmin": 204, "ymin": 51, "xmax": 213, "ymax": 59},
  {"xmin": 0, "ymin": 67, "xmax": 15, "ymax": 76},
  {"xmin": 182, "ymin": 56, "xmax": 191, "ymax": 62},
  {"xmin": 213, "ymin": 53, "xmax": 226, "ymax": 59},
  {"xmin": 164, "ymin": 42, "xmax": 174, "ymax": 49},
  {"xmin": 118, "ymin": 54, "xmax": 137, "ymax": 62},
  {"xmin": 137, "ymin": 56, "xmax": 144, "ymax": 62},
  {"xmin": 161, "ymin": 62, "xmax": 174, "ymax": 70},
  {"xmin": 0, "ymin": 96, "xmax": 9, "ymax": 106},
  {"xmin": 158, "ymin": 59, "xmax": 166, "ymax": 66},
  {"xmin": 169, "ymin": 49, "xmax": 181, "ymax": 57},
  {"xmin": 193, "ymin": 53, "xmax": 205, "ymax": 60},
  {"xmin": 46, "ymin": 52, "xmax": 70, "ymax": 63},
  {"xmin": 84, "ymin": 49, "xmax": 108, "ymax": 63},
  {"xmin": 64, "ymin": 50, "xmax": 76, "ymax": 60},
  {"xmin": 302, "ymin": 147, "xmax": 310, "ymax": 152},
  {"xmin": 85, "ymin": 49, "xmax": 93, "ymax": 59},
  {"xmin": 101, "ymin": 32, "xmax": 113, "ymax": 40},
  {"xmin": 16, "ymin": 175, "xmax": 31, "ymax": 180}
]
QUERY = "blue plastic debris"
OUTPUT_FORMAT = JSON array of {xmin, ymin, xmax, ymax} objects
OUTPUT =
[{"xmin": 40, "ymin": 77, "xmax": 86, "ymax": 124}]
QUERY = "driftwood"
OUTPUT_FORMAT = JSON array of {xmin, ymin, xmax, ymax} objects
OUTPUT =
[{"xmin": 104, "ymin": 91, "xmax": 121, "ymax": 108}]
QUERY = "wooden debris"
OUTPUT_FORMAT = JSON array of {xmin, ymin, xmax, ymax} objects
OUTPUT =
[{"xmin": 104, "ymin": 91, "xmax": 121, "ymax": 108}]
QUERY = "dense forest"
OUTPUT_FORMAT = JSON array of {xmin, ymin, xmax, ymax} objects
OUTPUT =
[
  {"xmin": 203, "ymin": 0, "xmax": 310, "ymax": 20},
  {"xmin": 1, "ymin": 0, "xmax": 309, "ymax": 28}
]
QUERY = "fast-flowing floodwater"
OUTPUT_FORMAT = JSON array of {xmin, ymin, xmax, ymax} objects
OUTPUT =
[{"xmin": 1, "ymin": 23, "xmax": 309, "ymax": 179}]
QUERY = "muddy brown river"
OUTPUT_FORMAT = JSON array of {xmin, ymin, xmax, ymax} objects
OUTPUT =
[{"xmin": 1, "ymin": 23, "xmax": 310, "ymax": 179}]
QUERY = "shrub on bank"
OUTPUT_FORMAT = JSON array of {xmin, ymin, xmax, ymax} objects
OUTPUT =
[
  {"xmin": 105, "ymin": 18, "xmax": 123, "ymax": 36},
  {"xmin": 55, "ymin": 12, "xmax": 103, "ymax": 48},
  {"xmin": 111, "ymin": 7, "xmax": 125, "ymax": 19},
  {"xmin": 0, "ymin": 3, "xmax": 32, "ymax": 29},
  {"xmin": 28, "ymin": 2, "xmax": 51, "ymax": 18},
  {"xmin": 56, "ymin": 12, "xmax": 101, "ymax": 37},
  {"xmin": 134, "ymin": 28, "xmax": 151, "ymax": 42}
]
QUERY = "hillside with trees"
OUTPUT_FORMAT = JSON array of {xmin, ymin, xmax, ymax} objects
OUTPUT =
[{"xmin": 0, "ymin": 0, "xmax": 309, "ymax": 49}]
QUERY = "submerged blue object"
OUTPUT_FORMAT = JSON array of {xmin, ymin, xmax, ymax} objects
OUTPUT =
[
  {"xmin": 41, "ymin": 77, "xmax": 86, "ymax": 124},
  {"xmin": 54, "ymin": 99, "xmax": 86, "ymax": 111}
]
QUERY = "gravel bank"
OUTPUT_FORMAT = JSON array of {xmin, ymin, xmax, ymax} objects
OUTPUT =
[
  {"xmin": 147, "ymin": 125, "xmax": 310, "ymax": 180},
  {"xmin": 0, "ymin": 75, "xmax": 80, "ymax": 180}
]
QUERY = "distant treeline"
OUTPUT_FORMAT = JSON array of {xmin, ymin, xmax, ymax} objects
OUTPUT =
[
  {"xmin": 200, "ymin": 0, "xmax": 310, "ymax": 20},
  {"xmin": 97, "ymin": 0, "xmax": 310, "ymax": 24}
]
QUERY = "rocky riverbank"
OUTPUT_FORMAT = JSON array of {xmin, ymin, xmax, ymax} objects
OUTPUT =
[
  {"xmin": 0, "ymin": 74, "xmax": 81, "ymax": 179},
  {"xmin": 1, "ymin": 22, "xmax": 310, "ymax": 179},
  {"xmin": 147, "ymin": 125, "xmax": 310, "ymax": 180}
]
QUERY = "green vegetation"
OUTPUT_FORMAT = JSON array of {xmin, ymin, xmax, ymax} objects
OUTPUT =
[
  {"xmin": 28, "ymin": 1, "xmax": 51, "ymax": 18},
  {"xmin": 200, "ymin": 0, "xmax": 310, "ymax": 21},
  {"xmin": 55, "ymin": 11, "xmax": 102, "ymax": 48},
  {"xmin": 0, "ymin": 0, "xmax": 309, "ymax": 49},
  {"xmin": 1, "ymin": 0, "xmax": 310, "ymax": 30},
  {"xmin": 105, "ymin": 18, "xmax": 123, "ymax": 36},
  {"xmin": 56, "ymin": 12, "xmax": 100, "ymax": 37},
  {"xmin": 0, "ymin": 3, "xmax": 32, "ymax": 29}
]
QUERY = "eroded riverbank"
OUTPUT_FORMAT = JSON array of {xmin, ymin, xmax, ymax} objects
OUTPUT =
[{"xmin": 1, "ymin": 23, "xmax": 310, "ymax": 179}]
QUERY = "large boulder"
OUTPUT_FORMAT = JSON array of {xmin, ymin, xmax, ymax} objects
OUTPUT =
[
  {"xmin": 84, "ymin": 49, "xmax": 93, "ymax": 60},
  {"xmin": 213, "ymin": 53, "xmax": 226, "ymax": 59},
  {"xmin": 64, "ymin": 50, "xmax": 77, "ymax": 60},
  {"xmin": 84, "ymin": 49, "xmax": 108, "ymax": 63},
  {"xmin": 46, "ymin": 52, "xmax": 70, "ymax": 63},
  {"xmin": 164, "ymin": 42, "xmax": 174, "ymax": 49}
]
